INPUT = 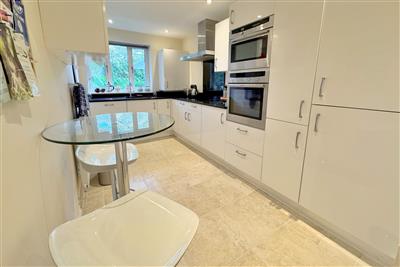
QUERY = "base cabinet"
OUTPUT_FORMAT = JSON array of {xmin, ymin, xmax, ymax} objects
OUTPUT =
[
  {"xmin": 225, "ymin": 143, "xmax": 262, "ymax": 180},
  {"xmin": 127, "ymin": 100, "xmax": 157, "ymax": 113},
  {"xmin": 201, "ymin": 106, "xmax": 226, "ymax": 159},
  {"xmin": 157, "ymin": 99, "xmax": 171, "ymax": 115},
  {"xmin": 300, "ymin": 106, "xmax": 399, "ymax": 259},
  {"xmin": 90, "ymin": 101, "xmax": 127, "ymax": 115},
  {"xmin": 261, "ymin": 119, "xmax": 307, "ymax": 202}
]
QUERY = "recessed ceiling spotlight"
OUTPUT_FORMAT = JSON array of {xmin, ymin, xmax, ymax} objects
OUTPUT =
[
  {"xmin": 206, "ymin": 0, "xmax": 212, "ymax": 5},
  {"xmin": 108, "ymin": 19, "xmax": 113, "ymax": 24},
  {"xmin": 164, "ymin": 29, "xmax": 169, "ymax": 33},
  {"xmin": 257, "ymin": 15, "xmax": 262, "ymax": 19}
]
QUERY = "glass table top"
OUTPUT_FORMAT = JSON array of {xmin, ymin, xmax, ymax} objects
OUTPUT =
[{"xmin": 41, "ymin": 112, "xmax": 174, "ymax": 145}]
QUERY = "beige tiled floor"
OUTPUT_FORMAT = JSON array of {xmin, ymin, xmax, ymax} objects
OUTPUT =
[{"xmin": 82, "ymin": 137, "xmax": 369, "ymax": 266}]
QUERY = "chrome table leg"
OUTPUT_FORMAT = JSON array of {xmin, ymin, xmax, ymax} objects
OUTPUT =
[{"xmin": 113, "ymin": 141, "xmax": 130, "ymax": 200}]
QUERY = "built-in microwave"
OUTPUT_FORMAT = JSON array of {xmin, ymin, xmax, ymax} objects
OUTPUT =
[
  {"xmin": 229, "ymin": 15, "xmax": 274, "ymax": 71},
  {"xmin": 227, "ymin": 69, "xmax": 269, "ymax": 130}
]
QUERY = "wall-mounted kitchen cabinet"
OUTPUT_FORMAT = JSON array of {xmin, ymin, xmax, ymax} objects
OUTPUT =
[
  {"xmin": 214, "ymin": 18, "xmax": 229, "ymax": 72},
  {"xmin": 90, "ymin": 101, "xmax": 127, "ymax": 116},
  {"xmin": 201, "ymin": 106, "xmax": 226, "ymax": 159},
  {"xmin": 300, "ymin": 105, "xmax": 399, "ymax": 260},
  {"xmin": 38, "ymin": 0, "xmax": 108, "ymax": 54},
  {"xmin": 229, "ymin": 1, "xmax": 274, "ymax": 30},
  {"xmin": 313, "ymin": 1, "xmax": 399, "ymax": 112},
  {"xmin": 261, "ymin": 119, "xmax": 307, "ymax": 202},
  {"xmin": 267, "ymin": 1, "xmax": 323, "ymax": 125},
  {"xmin": 158, "ymin": 49, "xmax": 189, "ymax": 91}
]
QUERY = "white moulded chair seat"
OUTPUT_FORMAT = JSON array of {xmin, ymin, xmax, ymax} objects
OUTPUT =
[
  {"xmin": 75, "ymin": 143, "xmax": 139, "ymax": 206},
  {"xmin": 49, "ymin": 190, "xmax": 199, "ymax": 266}
]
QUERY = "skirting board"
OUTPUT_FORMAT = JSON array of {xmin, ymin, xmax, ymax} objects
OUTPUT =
[{"xmin": 172, "ymin": 133, "xmax": 398, "ymax": 267}]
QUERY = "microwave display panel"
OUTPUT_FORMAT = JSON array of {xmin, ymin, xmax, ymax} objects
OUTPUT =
[
  {"xmin": 231, "ymin": 35, "xmax": 267, "ymax": 63},
  {"xmin": 229, "ymin": 86, "xmax": 264, "ymax": 120}
]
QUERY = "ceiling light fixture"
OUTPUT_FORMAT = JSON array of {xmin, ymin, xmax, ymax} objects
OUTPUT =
[
  {"xmin": 206, "ymin": 0, "xmax": 212, "ymax": 5},
  {"xmin": 257, "ymin": 15, "xmax": 262, "ymax": 19},
  {"xmin": 164, "ymin": 29, "xmax": 169, "ymax": 33},
  {"xmin": 108, "ymin": 19, "xmax": 113, "ymax": 24}
]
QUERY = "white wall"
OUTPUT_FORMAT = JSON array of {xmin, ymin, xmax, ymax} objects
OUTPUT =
[
  {"xmin": 0, "ymin": 1, "xmax": 79, "ymax": 265},
  {"xmin": 183, "ymin": 35, "xmax": 203, "ymax": 92},
  {"xmin": 108, "ymin": 28, "xmax": 183, "ymax": 91}
]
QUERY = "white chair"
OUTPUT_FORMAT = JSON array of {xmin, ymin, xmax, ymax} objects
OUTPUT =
[
  {"xmin": 49, "ymin": 190, "xmax": 199, "ymax": 266},
  {"xmin": 75, "ymin": 143, "xmax": 139, "ymax": 207}
]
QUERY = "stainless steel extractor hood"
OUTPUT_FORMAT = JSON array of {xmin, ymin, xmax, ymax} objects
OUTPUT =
[{"xmin": 180, "ymin": 19, "xmax": 217, "ymax": 62}]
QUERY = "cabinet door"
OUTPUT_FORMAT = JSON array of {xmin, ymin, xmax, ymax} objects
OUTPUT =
[
  {"xmin": 201, "ymin": 106, "xmax": 226, "ymax": 159},
  {"xmin": 127, "ymin": 100, "xmax": 157, "ymax": 113},
  {"xmin": 157, "ymin": 99, "xmax": 171, "ymax": 115},
  {"xmin": 38, "ymin": 0, "xmax": 108, "ymax": 53},
  {"xmin": 300, "ymin": 106, "xmax": 399, "ymax": 258},
  {"xmin": 313, "ymin": 2, "xmax": 399, "ymax": 112},
  {"xmin": 225, "ymin": 143, "xmax": 263, "ymax": 180},
  {"xmin": 90, "ymin": 101, "xmax": 127, "ymax": 115},
  {"xmin": 175, "ymin": 100, "xmax": 188, "ymax": 137},
  {"xmin": 261, "ymin": 119, "xmax": 307, "ymax": 202},
  {"xmin": 186, "ymin": 104, "xmax": 202, "ymax": 146},
  {"xmin": 214, "ymin": 18, "xmax": 230, "ymax": 72},
  {"xmin": 267, "ymin": 2, "xmax": 323, "ymax": 125},
  {"xmin": 229, "ymin": 1, "xmax": 274, "ymax": 30}
]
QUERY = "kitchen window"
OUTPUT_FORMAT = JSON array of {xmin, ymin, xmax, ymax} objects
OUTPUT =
[{"xmin": 87, "ymin": 42, "xmax": 151, "ymax": 93}]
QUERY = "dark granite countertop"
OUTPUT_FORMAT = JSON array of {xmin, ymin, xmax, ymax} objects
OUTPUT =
[{"xmin": 88, "ymin": 92, "xmax": 227, "ymax": 109}]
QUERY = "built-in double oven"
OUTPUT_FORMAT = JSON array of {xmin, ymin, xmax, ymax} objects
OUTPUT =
[{"xmin": 227, "ymin": 15, "xmax": 273, "ymax": 130}]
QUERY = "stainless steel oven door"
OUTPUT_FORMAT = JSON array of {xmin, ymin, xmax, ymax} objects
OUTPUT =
[
  {"xmin": 229, "ymin": 30, "xmax": 272, "ymax": 71},
  {"xmin": 227, "ymin": 83, "xmax": 268, "ymax": 130}
]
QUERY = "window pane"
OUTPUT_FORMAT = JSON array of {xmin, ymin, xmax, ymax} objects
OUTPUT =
[
  {"xmin": 87, "ymin": 57, "xmax": 107, "ymax": 93},
  {"xmin": 132, "ymin": 48, "xmax": 147, "ymax": 89},
  {"xmin": 109, "ymin": 45, "xmax": 129, "ymax": 90}
]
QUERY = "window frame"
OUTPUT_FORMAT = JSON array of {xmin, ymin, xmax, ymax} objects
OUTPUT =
[{"xmin": 106, "ymin": 41, "xmax": 151, "ymax": 93}]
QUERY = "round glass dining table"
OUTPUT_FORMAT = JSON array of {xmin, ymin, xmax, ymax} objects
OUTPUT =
[{"xmin": 41, "ymin": 112, "xmax": 174, "ymax": 199}]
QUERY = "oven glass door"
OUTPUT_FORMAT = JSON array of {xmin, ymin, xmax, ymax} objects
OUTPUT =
[
  {"xmin": 231, "ymin": 34, "xmax": 268, "ymax": 63},
  {"xmin": 229, "ymin": 85, "xmax": 264, "ymax": 120}
]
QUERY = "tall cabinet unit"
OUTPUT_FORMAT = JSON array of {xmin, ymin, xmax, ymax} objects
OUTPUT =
[
  {"xmin": 298, "ymin": 1, "xmax": 400, "ymax": 262},
  {"xmin": 266, "ymin": 1, "xmax": 323, "ymax": 125},
  {"xmin": 312, "ymin": 2, "xmax": 399, "ymax": 112},
  {"xmin": 300, "ymin": 106, "xmax": 399, "ymax": 259},
  {"xmin": 158, "ymin": 49, "xmax": 189, "ymax": 91},
  {"xmin": 261, "ymin": 1, "xmax": 323, "ymax": 202}
]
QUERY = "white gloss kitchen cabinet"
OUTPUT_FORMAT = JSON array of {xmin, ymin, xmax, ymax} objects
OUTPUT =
[
  {"xmin": 173, "ymin": 101, "xmax": 202, "ymax": 146},
  {"xmin": 158, "ymin": 49, "xmax": 189, "ymax": 91},
  {"xmin": 214, "ymin": 18, "xmax": 229, "ymax": 72},
  {"xmin": 38, "ymin": 0, "xmax": 108, "ymax": 54},
  {"xmin": 90, "ymin": 101, "xmax": 127, "ymax": 115},
  {"xmin": 201, "ymin": 106, "xmax": 226, "ymax": 159},
  {"xmin": 312, "ymin": 1, "xmax": 399, "ymax": 112},
  {"xmin": 229, "ymin": 1, "xmax": 274, "ymax": 30},
  {"xmin": 156, "ymin": 99, "xmax": 171, "ymax": 115},
  {"xmin": 267, "ymin": 1, "xmax": 323, "ymax": 125},
  {"xmin": 299, "ymin": 106, "xmax": 399, "ymax": 260},
  {"xmin": 261, "ymin": 119, "xmax": 307, "ymax": 202},
  {"xmin": 126, "ymin": 100, "xmax": 157, "ymax": 113}
]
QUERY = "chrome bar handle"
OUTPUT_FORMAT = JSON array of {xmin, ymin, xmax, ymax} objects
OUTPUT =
[
  {"xmin": 235, "ymin": 150, "xmax": 247, "ymax": 157},
  {"xmin": 319, "ymin": 77, "xmax": 326, "ymax": 97},
  {"xmin": 236, "ymin": 127, "xmax": 248, "ymax": 134},
  {"xmin": 314, "ymin": 113, "xmax": 321, "ymax": 132},
  {"xmin": 153, "ymin": 102, "xmax": 156, "ymax": 110},
  {"xmin": 220, "ymin": 113, "xmax": 224, "ymax": 124},
  {"xmin": 184, "ymin": 111, "xmax": 187, "ymax": 121},
  {"xmin": 295, "ymin": 131, "xmax": 301, "ymax": 149},
  {"xmin": 230, "ymin": 10, "xmax": 234, "ymax": 25},
  {"xmin": 298, "ymin": 100, "xmax": 305, "ymax": 119},
  {"xmin": 188, "ymin": 112, "xmax": 191, "ymax": 122}
]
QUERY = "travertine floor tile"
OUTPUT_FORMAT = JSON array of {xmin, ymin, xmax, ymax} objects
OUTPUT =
[{"xmin": 82, "ymin": 137, "xmax": 370, "ymax": 267}]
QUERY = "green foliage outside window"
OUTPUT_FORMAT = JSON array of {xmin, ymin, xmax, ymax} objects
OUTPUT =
[{"xmin": 110, "ymin": 45, "xmax": 129, "ymax": 90}]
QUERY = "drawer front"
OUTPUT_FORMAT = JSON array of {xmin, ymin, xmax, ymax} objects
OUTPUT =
[
  {"xmin": 225, "ymin": 142, "xmax": 262, "ymax": 179},
  {"xmin": 226, "ymin": 121, "xmax": 265, "ymax": 156},
  {"xmin": 90, "ymin": 101, "xmax": 127, "ymax": 115}
]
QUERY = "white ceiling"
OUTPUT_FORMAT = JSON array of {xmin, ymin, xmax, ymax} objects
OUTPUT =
[{"xmin": 106, "ymin": 0, "xmax": 232, "ymax": 39}]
